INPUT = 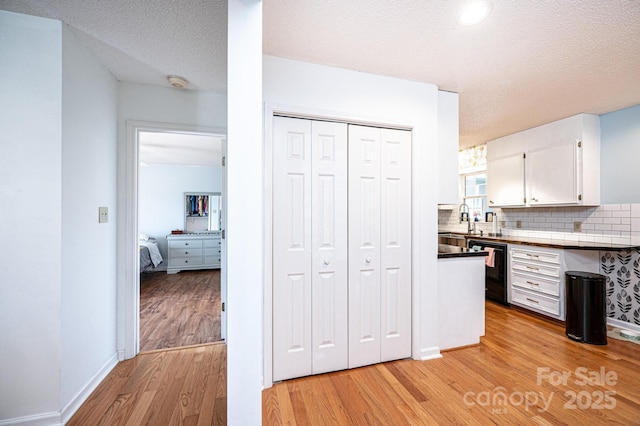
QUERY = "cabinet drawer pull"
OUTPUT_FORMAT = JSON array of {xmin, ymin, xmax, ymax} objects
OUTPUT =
[
  {"xmin": 526, "ymin": 266, "xmax": 539, "ymax": 271},
  {"xmin": 184, "ymin": 260, "xmax": 189, "ymax": 264},
  {"xmin": 526, "ymin": 254, "xmax": 539, "ymax": 258},
  {"xmin": 184, "ymin": 251, "xmax": 189, "ymax": 255},
  {"xmin": 185, "ymin": 243, "xmax": 189, "ymax": 246},
  {"xmin": 526, "ymin": 281, "xmax": 539, "ymax": 286},
  {"xmin": 526, "ymin": 297, "xmax": 539, "ymax": 304}
]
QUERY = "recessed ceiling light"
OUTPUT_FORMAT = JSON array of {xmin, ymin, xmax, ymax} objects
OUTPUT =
[{"xmin": 457, "ymin": 0, "xmax": 493, "ymax": 26}]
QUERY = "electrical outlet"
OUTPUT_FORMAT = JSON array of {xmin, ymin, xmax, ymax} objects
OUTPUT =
[
  {"xmin": 573, "ymin": 221, "xmax": 582, "ymax": 232},
  {"xmin": 516, "ymin": 220, "xmax": 522, "ymax": 229},
  {"xmin": 99, "ymin": 207, "xmax": 108, "ymax": 223}
]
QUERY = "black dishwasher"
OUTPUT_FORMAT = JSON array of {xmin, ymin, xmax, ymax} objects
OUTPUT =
[{"xmin": 468, "ymin": 239, "xmax": 509, "ymax": 306}]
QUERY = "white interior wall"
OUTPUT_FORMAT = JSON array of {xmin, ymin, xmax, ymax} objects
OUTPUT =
[
  {"xmin": 138, "ymin": 164, "xmax": 222, "ymax": 262},
  {"xmin": 600, "ymin": 104, "xmax": 640, "ymax": 204},
  {"xmin": 60, "ymin": 24, "xmax": 118, "ymax": 415},
  {"xmin": 262, "ymin": 56, "xmax": 441, "ymax": 375},
  {"xmin": 0, "ymin": 11, "xmax": 64, "ymax": 422}
]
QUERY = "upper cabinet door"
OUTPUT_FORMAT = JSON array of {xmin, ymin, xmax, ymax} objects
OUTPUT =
[
  {"xmin": 487, "ymin": 152, "xmax": 526, "ymax": 207},
  {"xmin": 528, "ymin": 142, "xmax": 578, "ymax": 205}
]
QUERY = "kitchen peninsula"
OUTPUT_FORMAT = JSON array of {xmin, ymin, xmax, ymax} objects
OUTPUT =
[{"xmin": 437, "ymin": 244, "xmax": 488, "ymax": 350}]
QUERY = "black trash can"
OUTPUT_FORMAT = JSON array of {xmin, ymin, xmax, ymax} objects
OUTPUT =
[{"xmin": 565, "ymin": 271, "xmax": 607, "ymax": 345}]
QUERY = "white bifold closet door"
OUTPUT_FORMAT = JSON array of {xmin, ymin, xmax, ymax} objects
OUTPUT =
[
  {"xmin": 273, "ymin": 117, "xmax": 348, "ymax": 382},
  {"xmin": 348, "ymin": 125, "xmax": 412, "ymax": 369}
]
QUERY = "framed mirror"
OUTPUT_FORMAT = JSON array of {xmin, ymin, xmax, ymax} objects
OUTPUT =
[{"xmin": 184, "ymin": 192, "xmax": 222, "ymax": 232}]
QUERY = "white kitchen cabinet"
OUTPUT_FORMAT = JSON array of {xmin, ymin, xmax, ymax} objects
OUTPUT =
[
  {"xmin": 486, "ymin": 152, "xmax": 526, "ymax": 207},
  {"xmin": 486, "ymin": 114, "xmax": 600, "ymax": 208},
  {"xmin": 437, "ymin": 90, "xmax": 459, "ymax": 205},
  {"xmin": 528, "ymin": 142, "xmax": 578, "ymax": 205},
  {"xmin": 166, "ymin": 233, "xmax": 221, "ymax": 274},
  {"xmin": 508, "ymin": 244, "xmax": 599, "ymax": 320}
]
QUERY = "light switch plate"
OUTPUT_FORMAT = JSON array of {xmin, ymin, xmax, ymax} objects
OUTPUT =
[
  {"xmin": 573, "ymin": 221, "xmax": 582, "ymax": 232},
  {"xmin": 99, "ymin": 207, "xmax": 108, "ymax": 223},
  {"xmin": 516, "ymin": 220, "xmax": 522, "ymax": 229}
]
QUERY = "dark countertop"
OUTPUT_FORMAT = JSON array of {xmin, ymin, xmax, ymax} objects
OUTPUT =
[
  {"xmin": 440, "ymin": 231, "xmax": 640, "ymax": 251},
  {"xmin": 438, "ymin": 244, "xmax": 489, "ymax": 259}
]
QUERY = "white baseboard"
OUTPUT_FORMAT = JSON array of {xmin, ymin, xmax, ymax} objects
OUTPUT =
[
  {"xmin": 418, "ymin": 346, "xmax": 442, "ymax": 361},
  {"xmin": 608, "ymin": 318, "xmax": 640, "ymax": 333},
  {"xmin": 0, "ymin": 411, "xmax": 60, "ymax": 426},
  {"xmin": 60, "ymin": 352, "xmax": 119, "ymax": 424}
]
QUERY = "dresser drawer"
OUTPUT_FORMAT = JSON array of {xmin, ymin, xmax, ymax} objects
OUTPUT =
[
  {"xmin": 512, "ymin": 272, "xmax": 561, "ymax": 297},
  {"xmin": 511, "ymin": 248, "xmax": 560, "ymax": 265},
  {"xmin": 169, "ymin": 255, "xmax": 204, "ymax": 267},
  {"xmin": 512, "ymin": 260, "xmax": 560, "ymax": 279},
  {"xmin": 512, "ymin": 287, "xmax": 561, "ymax": 317},
  {"xmin": 204, "ymin": 238, "xmax": 221, "ymax": 248},
  {"xmin": 170, "ymin": 248, "xmax": 203, "ymax": 259},
  {"xmin": 169, "ymin": 239, "xmax": 203, "ymax": 249}
]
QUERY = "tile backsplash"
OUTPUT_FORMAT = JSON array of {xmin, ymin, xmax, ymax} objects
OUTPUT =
[{"xmin": 439, "ymin": 203, "xmax": 640, "ymax": 245}]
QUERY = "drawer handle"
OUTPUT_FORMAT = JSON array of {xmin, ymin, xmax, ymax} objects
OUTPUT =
[
  {"xmin": 184, "ymin": 260, "xmax": 189, "ymax": 264},
  {"xmin": 526, "ymin": 281, "xmax": 539, "ymax": 286},
  {"xmin": 526, "ymin": 266, "xmax": 539, "ymax": 271},
  {"xmin": 526, "ymin": 254, "xmax": 539, "ymax": 258},
  {"xmin": 184, "ymin": 251, "xmax": 189, "ymax": 255},
  {"xmin": 323, "ymin": 258, "xmax": 331, "ymax": 266},
  {"xmin": 185, "ymin": 243, "xmax": 189, "ymax": 246},
  {"xmin": 365, "ymin": 256, "xmax": 372, "ymax": 264},
  {"xmin": 526, "ymin": 297, "xmax": 539, "ymax": 304}
]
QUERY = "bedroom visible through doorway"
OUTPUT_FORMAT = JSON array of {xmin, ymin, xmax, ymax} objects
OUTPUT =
[{"xmin": 137, "ymin": 127, "xmax": 227, "ymax": 352}]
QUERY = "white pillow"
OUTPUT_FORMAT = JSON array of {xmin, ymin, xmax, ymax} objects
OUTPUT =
[{"xmin": 139, "ymin": 233, "xmax": 150, "ymax": 241}]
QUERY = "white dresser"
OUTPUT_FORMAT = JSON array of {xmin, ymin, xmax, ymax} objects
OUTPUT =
[{"xmin": 166, "ymin": 233, "xmax": 221, "ymax": 274}]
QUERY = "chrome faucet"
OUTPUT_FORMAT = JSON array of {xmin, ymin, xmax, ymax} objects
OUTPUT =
[{"xmin": 459, "ymin": 203, "xmax": 472, "ymax": 233}]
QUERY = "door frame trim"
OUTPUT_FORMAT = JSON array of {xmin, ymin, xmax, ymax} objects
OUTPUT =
[
  {"xmin": 119, "ymin": 120, "xmax": 227, "ymax": 360},
  {"xmin": 263, "ymin": 103, "xmax": 416, "ymax": 388}
]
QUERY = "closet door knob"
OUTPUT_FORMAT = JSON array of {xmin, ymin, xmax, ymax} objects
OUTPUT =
[
  {"xmin": 323, "ymin": 258, "xmax": 330, "ymax": 266},
  {"xmin": 365, "ymin": 256, "xmax": 372, "ymax": 264}
]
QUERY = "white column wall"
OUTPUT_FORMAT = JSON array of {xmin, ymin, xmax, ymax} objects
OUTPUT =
[{"xmin": 227, "ymin": 1, "xmax": 264, "ymax": 424}]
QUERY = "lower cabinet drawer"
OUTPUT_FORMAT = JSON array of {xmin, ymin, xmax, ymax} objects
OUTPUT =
[
  {"xmin": 512, "ymin": 272, "xmax": 561, "ymax": 297},
  {"xmin": 205, "ymin": 256, "xmax": 221, "ymax": 265},
  {"xmin": 511, "ymin": 287, "xmax": 561, "ymax": 318},
  {"xmin": 512, "ymin": 260, "xmax": 560, "ymax": 278}
]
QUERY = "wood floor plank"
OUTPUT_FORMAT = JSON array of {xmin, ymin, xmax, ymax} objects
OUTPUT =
[{"xmin": 140, "ymin": 269, "xmax": 222, "ymax": 351}]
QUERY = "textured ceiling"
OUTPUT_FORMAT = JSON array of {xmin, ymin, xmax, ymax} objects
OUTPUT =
[
  {"xmin": 0, "ymin": 0, "xmax": 228, "ymax": 92},
  {"xmin": 2, "ymin": 0, "xmax": 640, "ymax": 148}
]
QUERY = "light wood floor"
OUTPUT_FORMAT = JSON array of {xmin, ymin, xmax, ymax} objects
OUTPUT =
[
  {"xmin": 140, "ymin": 269, "xmax": 222, "ymax": 352},
  {"xmin": 263, "ymin": 302, "xmax": 640, "ymax": 424},
  {"xmin": 68, "ymin": 302, "xmax": 639, "ymax": 425},
  {"xmin": 67, "ymin": 342, "xmax": 226, "ymax": 425}
]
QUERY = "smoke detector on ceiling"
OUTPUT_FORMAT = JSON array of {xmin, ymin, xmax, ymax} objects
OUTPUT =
[{"xmin": 167, "ymin": 75, "xmax": 188, "ymax": 89}]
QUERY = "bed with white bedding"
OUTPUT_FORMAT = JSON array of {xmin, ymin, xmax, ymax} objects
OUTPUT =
[{"xmin": 139, "ymin": 234, "xmax": 163, "ymax": 272}]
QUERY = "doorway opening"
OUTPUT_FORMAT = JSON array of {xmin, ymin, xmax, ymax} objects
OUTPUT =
[{"xmin": 123, "ymin": 121, "xmax": 227, "ymax": 358}]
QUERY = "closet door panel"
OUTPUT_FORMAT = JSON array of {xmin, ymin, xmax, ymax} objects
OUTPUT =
[
  {"xmin": 311, "ymin": 121, "xmax": 348, "ymax": 374},
  {"xmin": 380, "ymin": 129, "xmax": 412, "ymax": 361},
  {"xmin": 273, "ymin": 117, "xmax": 313, "ymax": 381},
  {"xmin": 348, "ymin": 124, "xmax": 382, "ymax": 368}
]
